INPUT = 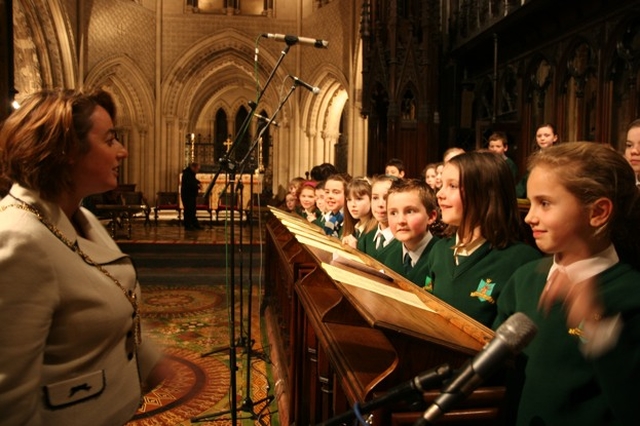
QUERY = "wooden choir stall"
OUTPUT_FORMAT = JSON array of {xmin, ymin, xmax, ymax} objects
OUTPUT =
[{"xmin": 264, "ymin": 208, "xmax": 507, "ymax": 426}]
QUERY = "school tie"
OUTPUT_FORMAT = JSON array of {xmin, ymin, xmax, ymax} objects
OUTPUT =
[
  {"xmin": 375, "ymin": 233, "xmax": 385, "ymax": 250},
  {"xmin": 403, "ymin": 252, "xmax": 413, "ymax": 273}
]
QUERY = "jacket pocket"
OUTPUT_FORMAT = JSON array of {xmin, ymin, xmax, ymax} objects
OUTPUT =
[{"xmin": 43, "ymin": 370, "xmax": 106, "ymax": 409}]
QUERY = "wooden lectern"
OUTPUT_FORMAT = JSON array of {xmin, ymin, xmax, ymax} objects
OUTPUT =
[{"xmin": 264, "ymin": 208, "xmax": 506, "ymax": 425}]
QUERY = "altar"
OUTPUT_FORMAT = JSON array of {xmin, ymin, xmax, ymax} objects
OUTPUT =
[{"xmin": 179, "ymin": 173, "xmax": 263, "ymax": 210}]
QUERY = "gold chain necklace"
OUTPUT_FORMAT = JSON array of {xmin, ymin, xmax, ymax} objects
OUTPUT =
[{"xmin": 0, "ymin": 200, "xmax": 141, "ymax": 347}]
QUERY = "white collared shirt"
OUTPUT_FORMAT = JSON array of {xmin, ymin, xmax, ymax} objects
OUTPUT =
[
  {"xmin": 453, "ymin": 234, "xmax": 487, "ymax": 265},
  {"xmin": 403, "ymin": 231, "xmax": 434, "ymax": 267},
  {"xmin": 373, "ymin": 225, "xmax": 395, "ymax": 249},
  {"xmin": 548, "ymin": 244, "xmax": 622, "ymax": 358}
]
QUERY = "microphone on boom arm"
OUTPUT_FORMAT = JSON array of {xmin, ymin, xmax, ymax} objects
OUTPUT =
[
  {"xmin": 262, "ymin": 33, "xmax": 329, "ymax": 48},
  {"xmin": 320, "ymin": 363, "xmax": 453, "ymax": 426},
  {"xmin": 291, "ymin": 76, "xmax": 321, "ymax": 95},
  {"xmin": 414, "ymin": 312, "xmax": 538, "ymax": 426},
  {"xmin": 255, "ymin": 114, "xmax": 280, "ymax": 127}
]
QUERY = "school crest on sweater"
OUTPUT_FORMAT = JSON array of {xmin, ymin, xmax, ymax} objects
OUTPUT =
[{"xmin": 470, "ymin": 278, "xmax": 496, "ymax": 304}]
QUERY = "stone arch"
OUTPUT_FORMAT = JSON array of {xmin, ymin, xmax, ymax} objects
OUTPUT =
[
  {"xmin": 84, "ymin": 55, "xmax": 155, "ymax": 194},
  {"xmin": 159, "ymin": 29, "xmax": 291, "ymax": 191},
  {"xmin": 162, "ymin": 29, "xmax": 287, "ymax": 123},
  {"xmin": 84, "ymin": 55, "xmax": 154, "ymax": 128},
  {"xmin": 13, "ymin": 0, "xmax": 77, "ymax": 96}
]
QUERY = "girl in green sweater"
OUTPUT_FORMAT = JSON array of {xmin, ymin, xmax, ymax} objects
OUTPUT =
[
  {"xmin": 496, "ymin": 142, "xmax": 640, "ymax": 425},
  {"xmin": 424, "ymin": 151, "xmax": 541, "ymax": 327}
]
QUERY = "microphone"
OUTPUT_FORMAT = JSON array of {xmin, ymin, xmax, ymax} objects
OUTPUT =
[
  {"xmin": 291, "ymin": 76, "xmax": 321, "ymax": 95},
  {"xmin": 262, "ymin": 33, "xmax": 328, "ymax": 48},
  {"xmin": 320, "ymin": 364, "xmax": 452, "ymax": 426},
  {"xmin": 415, "ymin": 312, "xmax": 537, "ymax": 425},
  {"xmin": 255, "ymin": 114, "xmax": 280, "ymax": 127}
]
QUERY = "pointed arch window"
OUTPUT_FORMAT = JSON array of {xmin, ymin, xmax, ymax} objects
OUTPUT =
[{"xmin": 214, "ymin": 108, "xmax": 228, "ymax": 166}]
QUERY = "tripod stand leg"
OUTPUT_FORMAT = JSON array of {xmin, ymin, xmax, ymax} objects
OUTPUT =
[{"xmin": 200, "ymin": 344, "xmax": 229, "ymax": 357}]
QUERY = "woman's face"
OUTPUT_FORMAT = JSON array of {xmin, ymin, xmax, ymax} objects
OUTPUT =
[{"xmin": 69, "ymin": 106, "xmax": 128, "ymax": 198}]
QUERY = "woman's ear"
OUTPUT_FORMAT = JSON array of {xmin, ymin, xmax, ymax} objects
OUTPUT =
[{"xmin": 589, "ymin": 197, "xmax": 613, "ymax": 228}]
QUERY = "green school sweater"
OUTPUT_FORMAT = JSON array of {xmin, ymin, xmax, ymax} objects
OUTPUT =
[
  {"xmin": 424, "ymin": 237, "xmax": 541, "ymax": 327},
  {"xmin": 496, "ymin": 258, "xmax": 640, "ymax": 426},
  {"xmin": 383, "ymin": 237, "xmax": 439, "ymax": 286},
  {"xmin": 357, "ymin": 228, "xmax": 395, "ymax": 262},
  {"xmin": 505, "ymin": 156, "xmax": 518, "ymax": 181}
]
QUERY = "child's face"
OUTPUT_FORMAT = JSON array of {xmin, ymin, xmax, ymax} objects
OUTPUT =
[
  {"xmin": 315, "ymin": 189, "xmax": 327, "ymax": 212},
  {"xmin": 288, "ymin": 184, "xmax": 297, "ymax": 195},
  {"xmin": 525, "ymin": 165, "xmax": 593, "ymax": 265},
  {"xmin": 435, "ymin": 164, "xmax": 444, "ymax": 188},
  {"xmin": 285, "ymin": 194, "xmax": 297, "ymax": 211},
  {"xmin": 385, "ymin": 165, "xmax": 404, "ymax": 178},
  {"xmin": 625, "ymin": 126, "xmax": 640, "ymax": 176},
  {"xmin": 371, "ymin": 181, "xmax": 392, "ymax": 226},
  {"xmin": 387, "ymin": 190, "xmax": 437, "ymax": 251},
  {"xmin": 346, "ymin": 192, "xmax": 371, "ymax": 220},
  {"xmin": 324, "ymin": 179, "xmax": 345, "ymax": 214},
  {"xmin": 299, "ymin": 187, "xmax": 316, "ymax": 211},
  {"xmin": 536, "ymin": 126, "xmax": 557, "ymax": 149},
  {"xmin": 424, "ymin": 167, "xmax": 437, "ymax": 189},
  {"xmin": 488, "ymin": 139, "xmax": 508, "ymax": 155},
  {"xmin": 437, "ymin": 163, "xmax": 463, "ymax": 226}
]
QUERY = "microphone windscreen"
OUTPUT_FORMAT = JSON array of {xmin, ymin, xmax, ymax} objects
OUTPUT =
[{"xmin": 496, "ymin": 312, "xmax": 537, "ymax": 354}]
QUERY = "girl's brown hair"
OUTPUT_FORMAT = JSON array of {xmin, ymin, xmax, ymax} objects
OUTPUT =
[
  {"xmin": 0, "ymin": 89, "xmax": 116, "ymax": 200},
  {"xmin": 343, "ymin": 177, "xmax": 376, "ymax": 237},
  {"xmin": 528, "ymin": 141, "xmax": 640, "ymax": 268},
  {"xmin": 447, "ymin": 151, "xmax": 523, "ymax": 248}
]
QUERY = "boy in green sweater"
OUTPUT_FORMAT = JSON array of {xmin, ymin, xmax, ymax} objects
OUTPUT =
[{"xmin": 383, "ymin": 179, "xmax": 439, "ymax": 285}]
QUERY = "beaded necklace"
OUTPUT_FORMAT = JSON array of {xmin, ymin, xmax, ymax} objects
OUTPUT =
[{"xmin": 0, "ymin": 199, "xmax": 141, "ymax": 347}]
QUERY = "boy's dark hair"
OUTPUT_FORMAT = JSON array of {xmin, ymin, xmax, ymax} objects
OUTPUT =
[
  {"xmin": 387, "ymin": 178, "xmax": 438, "ymax": 214},
  {"xmin": 487, "ymin": 131, "xmax": 508, "ymax": 146},
  {"xmin": 385, "ymin": 158, "xmax": 405, "ymax": 173},
  {"xmin": 309, "ymin": 162, "xmax": 338, "ymax": 182}
]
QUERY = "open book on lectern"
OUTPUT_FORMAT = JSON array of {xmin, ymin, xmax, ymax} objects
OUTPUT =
[
  {"xmin": 268, "ymin": 206, "xmax": 494, "ymax": 349},
  {"xmin": 269, "ymin": 209, "xmax": 495, "ymax": 356}
]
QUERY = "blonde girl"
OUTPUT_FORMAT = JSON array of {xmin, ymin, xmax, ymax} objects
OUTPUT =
[{"xmin": 496, "ymin": 142, "xmax": 640, "ymax": 426}]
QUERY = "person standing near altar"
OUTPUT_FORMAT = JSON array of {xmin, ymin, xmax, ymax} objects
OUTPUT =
[
  {"xmin": 0, "ymin": 88, "xmax": 168, "ymax": 425},
  {"xmin": 181, "ymin": 161, "xmax": 202, "ymax": 230}
]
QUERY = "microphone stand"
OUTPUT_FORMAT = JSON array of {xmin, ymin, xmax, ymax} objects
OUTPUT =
[
  {"xmin": 320, "ymin": 364, "xmax": 452, "ymax": 426},
  {"xmin": 193, "ymin": 85, "xmax": 296, "ymax": 425},
  {"xmin": 192, "ymin": 39, "xmax": 296, "ymax": 425}
]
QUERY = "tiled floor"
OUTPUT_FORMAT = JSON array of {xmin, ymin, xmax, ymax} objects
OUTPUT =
[{"xmin": 111, "ymin": 215, "xmax": 267, "ymax": 245}]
